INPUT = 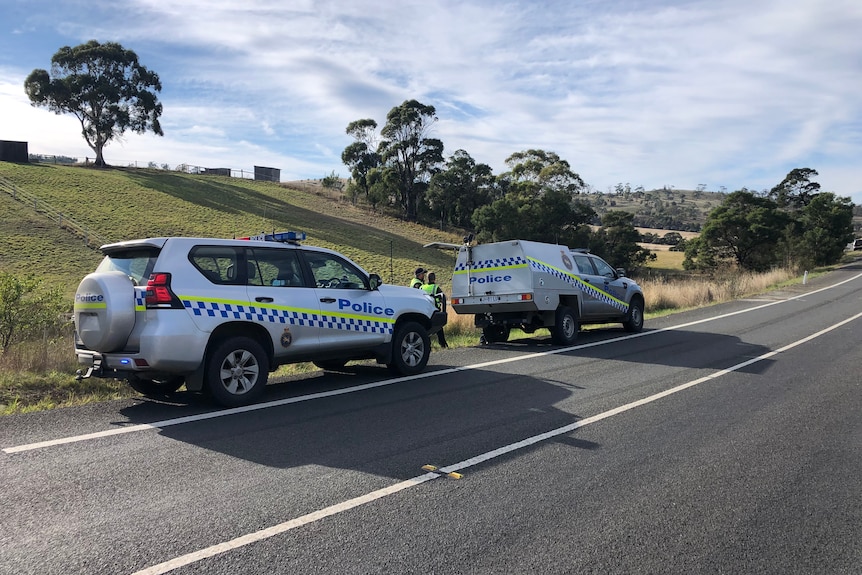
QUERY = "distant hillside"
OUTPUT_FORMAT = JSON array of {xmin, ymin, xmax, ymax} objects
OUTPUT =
[
  {"xmin": 584, "ymin": 187, "xmax": 726, "ymax": 231},
  {"xmin": 0, "ymin": 162, "xmax": 464, "ymax": 298}
]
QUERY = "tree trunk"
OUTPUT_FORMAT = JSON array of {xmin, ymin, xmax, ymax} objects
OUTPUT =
[{"xmin": 94, "ymin": 145, "xmax": 107, "ymax": 167}]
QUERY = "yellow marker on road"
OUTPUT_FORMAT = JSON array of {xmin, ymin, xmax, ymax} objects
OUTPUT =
[{"xmin": 422, "ymin": 464, "xmax": 463, "ymax": 480}]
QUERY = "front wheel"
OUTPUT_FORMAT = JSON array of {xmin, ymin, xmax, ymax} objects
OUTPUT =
[
  {"xmin": 550, "ymin": 306, "xmax": 578, "ymax": 345},
  {"xmin": 388, "ymin": 321, "xmax": 430, "ymax": 376},
  {"xmin": 623, "ymin": 297, "xmax": 645, "ymax": 332},
  {"xmin": 205, "ymin": 336, "xmax": 269, "ymax": 407}
]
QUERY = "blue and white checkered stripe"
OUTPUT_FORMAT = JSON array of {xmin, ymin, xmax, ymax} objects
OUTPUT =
[
  {"xmin": 134, "ymin": 288, "xmax": 146, "ymax": 312},
  {"xmin": 527, "ymin": 258, "xmax": 630, "ymax": 313},
  {"xmin": 181, "ymin": 298, "xmax": 393, "ymax": 334},
  {"xmin": 454, "ymin": 256, "xmax": 528, "ymax": 273}
]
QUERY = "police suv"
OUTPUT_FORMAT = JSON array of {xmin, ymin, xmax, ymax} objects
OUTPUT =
[{"xmin": 73, "ymin": 232, "xmax": 447, "ymax": 407}]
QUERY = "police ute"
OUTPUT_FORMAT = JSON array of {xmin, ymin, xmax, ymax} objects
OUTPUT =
[
  {"xmin": 443, "ymin": 239, "xmax": 644, "ymax": 344},
  {"xmin": 73, "ymin": 231, "xmax": 447, "ymax": 407}
]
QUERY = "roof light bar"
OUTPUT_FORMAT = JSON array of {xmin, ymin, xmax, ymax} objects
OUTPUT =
[{"xmin": 237, "ymin": 231, "xmax": 307, "ymax": 244}]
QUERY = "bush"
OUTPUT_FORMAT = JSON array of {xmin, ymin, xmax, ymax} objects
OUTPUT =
[{"xmin": 0, "ymin": 272, "xmax": 69, "ymax": 354}]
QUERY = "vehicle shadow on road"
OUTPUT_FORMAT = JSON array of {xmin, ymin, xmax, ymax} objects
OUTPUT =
[
  {"xmin": 487, "ymin": 327, "xmax": 775, "ymax": 374},
  {"xmin": 114, "ymin": 327, "xmax": 772, "ymax": 477},
  {"xmin": 117, "ymin": 365, "xmax": 597, "ymax": 478}
]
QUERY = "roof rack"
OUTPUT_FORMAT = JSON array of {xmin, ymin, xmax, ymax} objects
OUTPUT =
[
  {"xmin": 237, "ymin": 231, "xmax": 306, "ymax": 245},
  {"xmin": 571, "ymin": 248, "xmax": 590, "ymax": 253}
]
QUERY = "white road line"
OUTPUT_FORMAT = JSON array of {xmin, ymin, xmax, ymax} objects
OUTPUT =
[
  {"xmin": 4, "ymin": 270, "xmax": 862, "ymax": 455},
  {"xmin": 132, "ymin": 309, "xmax": 862, "ymax": 575}
]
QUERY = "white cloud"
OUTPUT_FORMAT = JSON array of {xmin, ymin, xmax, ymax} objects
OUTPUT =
[{"xmin": 1, "ymin": 0, "xmax": 860, "ymax": 203}]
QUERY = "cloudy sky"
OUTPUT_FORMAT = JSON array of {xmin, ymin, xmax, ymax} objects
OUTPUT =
[{"xmin": 2, "ymin": 0, "xmax": 861, "ymax": 203}]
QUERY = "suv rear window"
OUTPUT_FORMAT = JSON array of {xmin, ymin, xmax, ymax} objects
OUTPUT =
[{"xmin": 95, "ymin": 248, "xmax": 159, "ymax": 285}]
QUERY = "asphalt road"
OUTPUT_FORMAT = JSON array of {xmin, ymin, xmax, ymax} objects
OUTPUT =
[{"xmin": 1, "ymin": 264, "xmax": 861, "ymax": 575}]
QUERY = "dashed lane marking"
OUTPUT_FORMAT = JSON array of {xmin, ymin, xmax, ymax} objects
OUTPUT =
[{"xmin": 132, "ymin": 309, "xmax": 862, "ymax": 575}]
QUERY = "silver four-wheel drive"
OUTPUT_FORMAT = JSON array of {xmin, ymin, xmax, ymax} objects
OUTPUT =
[{"xmin": 74, "ymin": 231, "xmax": 447, "ymax": 407}]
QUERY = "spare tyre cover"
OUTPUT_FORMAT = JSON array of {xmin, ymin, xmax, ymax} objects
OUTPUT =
[{"xmin": 74, "ymin": 271, "xmax": 136, "ymax": 352}]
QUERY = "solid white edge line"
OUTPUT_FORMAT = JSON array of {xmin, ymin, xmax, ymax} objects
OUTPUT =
[
  {"xmin": 5, "ymin": 269, "xmax": 862, "ymax": 455},
  {"xmin": 132, "ymin": 309, "xmax": 862, "ymax": 575}
]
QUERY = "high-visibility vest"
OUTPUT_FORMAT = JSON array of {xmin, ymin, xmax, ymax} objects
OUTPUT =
[
  {"xmin": 410, "ymin": 277, "xmax": 423, "ymax": 289},
  {"xmin": 421, "ymin": 283, "xmax": 444, "ymax": 310}
]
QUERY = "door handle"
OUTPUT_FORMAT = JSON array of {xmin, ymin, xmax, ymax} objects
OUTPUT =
[
  {"xmin": 255, "ymin": 297, "xmax": 274, "ymax": 303},
  {"xmin": 320, "ymin": 297, "xmax": 336, "ymax": 303}
]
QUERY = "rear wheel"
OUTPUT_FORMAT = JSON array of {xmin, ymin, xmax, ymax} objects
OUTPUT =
[
  {"xmin": 623, "ymin": 297, "xmax": 645, "ymax": 332},
  {"xmin": 550, "ymin": 306, "xmax": 578, "ymax": 345},
  {"xmin": 482, "ymin": 324, "xmax": 510, "ymax": 343},
  {"xmin": 205, "ymin": 336, "xmax": 269, "ymax": 407},
  {"xmin": 388, "ymin": 321, "xmax": 430, "ymax": 376},
  {"xmin": 127, "ymin": 374, "xmax": 184, "ymax": 397}
]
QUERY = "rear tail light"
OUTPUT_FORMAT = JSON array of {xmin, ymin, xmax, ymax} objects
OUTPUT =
[{"xmin": 145, "ymin": 273, "xmax": 183, "ymax": 308}]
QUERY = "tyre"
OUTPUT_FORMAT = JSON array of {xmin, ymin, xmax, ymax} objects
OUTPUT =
[
  {"xmin": 388, "ymin": 321, "xmax": 430, "ymax": 376},
  {"xmin": 313, "ymin": 359, "xmax": 348, "ymax": 371},
  {"xmin": 482, "ymin": 324, "xmax": 510, "ymax": 344},
  {"xmin": 127, "ymin": 373, "xmax": 185, "ymax": 397},
  {"xmin": 550, "ymin": 306, "xmax": 578, "ymax": 345},
  {"xmin": 623, "ymin": 296, "xmax": 645, "ymax": 333},
  {"xmin": 205, "ymin": 336, "xmax": 269, "ymax": 407}
]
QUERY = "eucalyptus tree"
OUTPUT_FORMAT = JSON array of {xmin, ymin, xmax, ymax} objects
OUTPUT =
[
  {"xmin": 342, "ymin": 119, "xmax": 380, "ymax": 203},
  {"xmin": 377, "ymin": 100, "xmax": 444, "ymax": 221},
  {"xmin": 768, "ymin": 167, "xmax": 821, "ymax": 209},
  {"xmin": 684, "ymin": 190, "xmax": 789, "ymax": 272},
  {"xmin": 427, "ymin": 149, "xmax": 495, "ymax": 230},
  {"xmin": 24, "ymin": 40, "xmax": 163, "ymax": 167},
  {"xmin": 472, "ymin": 149, "xmax": 594, "ymax": 244},
  {"xmin": 590, "ymin": 211, "xmax": 655, "ymax": 272}
]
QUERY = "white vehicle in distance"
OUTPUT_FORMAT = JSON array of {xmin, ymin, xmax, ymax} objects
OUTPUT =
[
  {"xmin": 74, "ymin": 231, "xmax": 447, "ymax": 407},
  {"xmin": 428, "ymin": 238, "xmax": 644, "ymax": 345}
]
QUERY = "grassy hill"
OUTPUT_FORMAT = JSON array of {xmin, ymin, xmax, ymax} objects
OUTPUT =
[{"xmin": 0, "ymin": 162, "xmax": 464, "ymax": 299}]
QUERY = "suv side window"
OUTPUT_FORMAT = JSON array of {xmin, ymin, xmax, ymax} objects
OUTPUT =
[
  {"xmin": 247, "ymin": 248, "xmax": 305, "ymax": 287},
  {"xmin": 303, "ymin": 251, "xmax": 367, "ymax": 290},
  {"xmin": 572, "ymin": 254, "xmax": 595, "ymax": 275},
  {"xmin": 591, "ymin": 256, "xmax": 616, "ymax": 278},
  {"xmin": 189, "ymin": 246, "xmax": 243, "ymax": 285}
]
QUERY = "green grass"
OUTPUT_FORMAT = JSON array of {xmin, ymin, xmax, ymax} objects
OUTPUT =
[{"xmin": 0, "ymin": 163, "xmax": 464, "ymax": 298}]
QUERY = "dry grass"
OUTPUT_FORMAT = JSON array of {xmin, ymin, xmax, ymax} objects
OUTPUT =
[
  {"xmin": 0, "ymin": 266, "xmax": 808, "ymax": 414},
  {"xmin": 640, "ymin": 268, "xmax": 797, "ymax": 313},
  {"xmin": 0, "ymin": 337, "xmax": 137, "ymax": 414}
]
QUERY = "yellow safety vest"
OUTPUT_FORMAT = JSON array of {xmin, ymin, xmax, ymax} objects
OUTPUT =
[{"xmin": 421, "ymin": 283, "xmax": 444, "ymax": 310}]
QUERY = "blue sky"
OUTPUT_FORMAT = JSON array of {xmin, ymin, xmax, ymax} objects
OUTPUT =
[{"xmin": 2, "ymin": 0, "xmax": 861, "ymax": 203}]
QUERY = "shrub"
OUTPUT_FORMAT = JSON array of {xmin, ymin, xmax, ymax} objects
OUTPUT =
[{"xmin": 0, "ymin": 272, "xmax": 69, "ymax": 354}]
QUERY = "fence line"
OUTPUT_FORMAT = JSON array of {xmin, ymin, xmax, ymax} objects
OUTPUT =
[
  {"xmin": 0, "ymin": 175, "xmax": 110, "ymax": 249},
  {"xmin": 28, "ymin": 155, "xmax": 279, "ymax": 182}
]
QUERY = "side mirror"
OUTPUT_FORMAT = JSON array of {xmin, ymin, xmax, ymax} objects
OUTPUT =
[
  {"xmin": 368, "ymin": 273, "xmax": 382, "ymax": 290},
  {"xmin": 616, "ymin": 268, "xmax": 627, "ymax": 278}
]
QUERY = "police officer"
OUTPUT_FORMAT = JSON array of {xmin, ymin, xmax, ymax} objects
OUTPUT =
[
  {"xmin": 421, "ymin": 272, "xmax": 449, "ymax": 348},
  {"xmin": 410, "ymin": 267, "xmax": 426, "ymax": 289}
]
